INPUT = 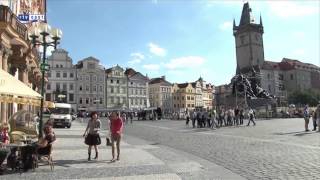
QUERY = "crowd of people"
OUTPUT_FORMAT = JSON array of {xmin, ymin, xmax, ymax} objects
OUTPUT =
[{"xmin": 185, "ymin": 106, "xmax": 256, "ymax": 129}]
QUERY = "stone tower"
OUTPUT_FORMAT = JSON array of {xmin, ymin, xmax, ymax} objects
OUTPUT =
[{"xmin": 233, "ymin": 2, "xmax": 264, "ymax": 74}]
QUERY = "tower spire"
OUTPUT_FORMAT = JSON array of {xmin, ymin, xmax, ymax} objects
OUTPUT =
[{"xmin": 259, "ymin": 13, "xmax": 263, "ymax": 26}]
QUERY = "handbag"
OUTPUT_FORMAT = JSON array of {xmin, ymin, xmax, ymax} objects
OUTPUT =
[
  {"xmin": 106, "ymin": 137, "xmax": 111, "ymax": 146},
  {"xmin": 84, "ymin": 135, "xmax": 90, "ymax": 145},
  {"xmin": 96, "ymin": 135, "xmax": 101, "ymax": 145}
]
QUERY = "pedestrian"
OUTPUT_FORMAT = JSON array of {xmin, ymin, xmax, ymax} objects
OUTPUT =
[
  {"xmin": 239, "ymin": 109, "xmax": 244, "ymax": 125},
  {"xmin": 83, "ymin": 111, "xmax": 101, "ymax": 161},
  {"xmin": 121, "ymin": 112, "xmax": 127, "ymax": 124},
  {"xmin": 234, "ymin": 107, "xmax": 239, "ymax": 126},
  {"xmin": 247, "ymin": 108, "xmax": 256, "ymax": 126},
  {"xmin": 196, "ymin": 110, "xmax": 201, "ymax": 128},
  {"xmin": 311, "ymin": 110, "xmax": 317, "ymax": 131},
  {"xmin": 185, "ymin": 110, "xmax": 190, "ymax": 126},
  {"xmin": 316, "ymin": 104, "xmax": 320, "ymax": 132},
  {"xmin": 129, "ymin": 112, "xmax": 133, "ymax": 124},
  {"xmin": 303, "ymin": 105, "xmax": 310, "ymax": 131},
  {"xmin": 192, "ymin": 111, "xmax": 197, "ymax": 128},
  {"xmin": 110, "ymin": 111, "xmax": 123, "ymax": 162}
]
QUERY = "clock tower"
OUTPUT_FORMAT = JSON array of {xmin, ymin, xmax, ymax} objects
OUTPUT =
[{"xmin": 233, "ymin": 2, "xmax": 264, "ymax": 74}]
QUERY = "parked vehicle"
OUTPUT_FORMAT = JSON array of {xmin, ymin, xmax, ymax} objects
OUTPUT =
[{"xmin": 49, "ymin": 103, "xmax": 72, "ymax": 128}]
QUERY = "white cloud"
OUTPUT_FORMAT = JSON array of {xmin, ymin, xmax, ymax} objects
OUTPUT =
[
  {"xmin": 267, "ymin": 1, "xmax": 318, "ymax": 18},
  {"xmin": 143, "ymin": 64, "xmax": 160, "ymax": 71},
  {"xmin": 165, "ymin": 56, "xmax": 205, "ymax": 70},
  {"xmin": 130, "ymin": 52, "xmax": 145, "ymax": 60},
  {"xmin": 148, "ymin": 42, "xmax": 167, "ymax": 57},
  {"xmin": 128, "ymin": 52, "xmax": 145, "ymax": 65},
  {"xmin": 219, "ymin": 21, "xmax": 232, "ymax": 31},
  {"xmin": 292, "ymin": 49, "xmax": 305, "ymax": 56},
  {"xmin": 291, "ymin": 31, "xmax": 305, "ymax": 40}
]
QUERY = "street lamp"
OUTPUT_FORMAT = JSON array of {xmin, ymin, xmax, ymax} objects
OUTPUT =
[{"xmin": 29, "ymin": 23, "xmax": 62, "ymax": 138}]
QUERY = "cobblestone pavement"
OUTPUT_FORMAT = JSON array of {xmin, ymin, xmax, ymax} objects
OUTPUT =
[
  {"xmin": 1, "ymin": 119, "xmax": 244, "ymax": 180},
  {"xmin": 123, "ymin": 118, "xmax": 320, "ymax": 180}
]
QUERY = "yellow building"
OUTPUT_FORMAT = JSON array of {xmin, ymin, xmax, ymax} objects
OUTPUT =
[
  {"xmin": 0, "ymin": 5, "xmax": 42, "ymax": 123},
  {"xmin": 172, "ymin": 83, "xmax": 195, "ymax": 112}
]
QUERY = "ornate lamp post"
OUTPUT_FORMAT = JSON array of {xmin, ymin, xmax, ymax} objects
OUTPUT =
[{"xmin": 29, "ymin": 23, "xmax": 62, "ymax": 138}]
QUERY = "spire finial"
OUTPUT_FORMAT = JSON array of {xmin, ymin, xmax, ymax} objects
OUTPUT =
[{"xmin": 260, "ymin": 13, "xmax": 263, "ymax": 26}]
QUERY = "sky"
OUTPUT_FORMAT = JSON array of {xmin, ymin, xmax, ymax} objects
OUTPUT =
[{"xmin": 46, "ymin": 0, "xmax": 320, "ymax": 86}]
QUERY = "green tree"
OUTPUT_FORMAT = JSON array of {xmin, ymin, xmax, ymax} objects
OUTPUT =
[{"xmin": 288, "ymin": 90, "xmax": 320, "ymax": 106}]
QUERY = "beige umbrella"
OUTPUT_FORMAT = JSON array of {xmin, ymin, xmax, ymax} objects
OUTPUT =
[{"xmin": 0, "ymin": 69, "xmax": 42, "ymax": 99}]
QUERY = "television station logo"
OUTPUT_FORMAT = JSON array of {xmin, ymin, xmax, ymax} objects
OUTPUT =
[{"xmin": 18, "ymin": 12, "xmax": 45, "ymax": 23}]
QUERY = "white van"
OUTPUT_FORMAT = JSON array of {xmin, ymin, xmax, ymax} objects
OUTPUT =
[{"xmin": 49, "ymin": 103, "xmax": 72, "ymax": 128}]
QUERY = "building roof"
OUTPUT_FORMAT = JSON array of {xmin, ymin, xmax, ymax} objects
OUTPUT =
[
  {"xmin": 177, "ymin": 83, "xmax": 189, "ymax": 88},
  {"xmin": 149, "ymin": 77, "xmax": 171, "ymax": 86},
  {"xmin": 262, "ymin": 58, "xmax": 320, "ymax": 72},
  {"xmin": 124, "ymin": 68, "xmax": 137, "ymax": 77}
]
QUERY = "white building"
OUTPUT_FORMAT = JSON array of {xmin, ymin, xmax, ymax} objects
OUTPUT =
[
  {"xmin": 75, "ymin": 57, "xmax": 105, "ymax": 112},
  {"xmin": 105, "ymin": 65, "xmax": 128, "ymax": 109},
  {"xmin": 46, "ymin": 49, "xmax": 77, "ymax": 111},
  {"xmin": 125, "ymin": 68, "xmax": 150, "ymax": 110}
]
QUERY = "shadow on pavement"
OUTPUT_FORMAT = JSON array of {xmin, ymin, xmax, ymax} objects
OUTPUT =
[
  {"xmin": 274, "ymin": 131, "xmax": 314, "ymax": 136},
  {"xmin": 54, "ymin": 159, "xmax": 108, "ymax": 167}
]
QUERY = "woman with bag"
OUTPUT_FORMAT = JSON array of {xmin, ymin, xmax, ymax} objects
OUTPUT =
[{"xmin": 83, "ymin": 112, "xmax": 101, "ymax": 161}]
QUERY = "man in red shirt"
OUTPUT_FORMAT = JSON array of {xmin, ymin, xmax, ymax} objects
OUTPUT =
[{"xmin": 110, "ymin": 112, "xmax": 123, "ymax": 161}]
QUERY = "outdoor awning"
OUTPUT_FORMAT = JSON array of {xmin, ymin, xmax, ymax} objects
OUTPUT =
[{"xmin": 0, "ymin": 68, "xmax": 41, "ymax": 99}]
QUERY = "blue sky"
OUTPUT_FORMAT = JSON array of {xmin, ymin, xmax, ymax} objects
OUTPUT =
[{"xmin": 47, "ymin": 0, "xmax": 320, "ymax": 86}]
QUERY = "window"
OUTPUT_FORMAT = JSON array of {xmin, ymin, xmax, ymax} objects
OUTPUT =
[
  {"xmin": 100, "ymin": 86, "xmax": 103, "ymax": 92},
  {"xmin": 86, "ymin": 76, "xmax": 89, "ymax": 81},
  {"xmin": 187, "ymin": 96, "xmax": 190, "ymax": 100},
  {"xmin": 267, "ymin": 74, "xmax": 270, "ymax": 80},
  {"xmin": 117, "ymin": 79, "xmax": 119, "ymax": 84},
  {"xmin": 56, "ymin": 83, "xmax": 60, "ymax": 90},
  {"xmin": 279, "ymin": 74, "xmax": 284, "ymax": 80},
  {"xmin": 93, "ymin": 86, "xmax": 96, "ymax": 91},
  {"xmin": 100, "ymin": 98, "xmax": 103, "ymax": 104},
  {"xmin": 46, "ymin": 93, "xmax": 51, "ymax": 101},
  {"xmin": 93, "ymin": 76, "xmax": 96, "ymax": 81},
  {"xmin": 47, "ymin": 72, "xmax": 51, "ymax": 78},
  {"xmin": 70, "ymin": 84, "xmax": 73, "ymax": 91},
  {"xmin": 130, "ymin": 98, "xmax": 133, "ymax": 105},
  {"xmin": 47, "ymin": 83, "xmax": 51, "ymax": 90},
  {"xmin": 86, "ymin": 98, "xmax": 89, "ymax": 104},
  {"xmin": 79, "ymin": 98, "xmax": 82, "ymax": 104},
  {"xmin": 144, "ymin": 90, "xmax": 146, "ymax": 95},
  {"xmin": 93, "ymin": 98, "xmax": 96, "ymax": 104},
  {"xmin": 56, "ymin": 64, "xmax": 59, "ymax": 68},
  {"xmin": 69, "ymin": 94, "xmax": 74, "ymax": 101},
  {"xmin": 70, "ymin": 73, "xmax": 74, "ymax": 78},
  {"xmin": 140, "ymin": 89, "xmax": 142, "ymax": 95},
  {"xmin": 111, "ymin": 79, "xmax": 113, "ymax": 83},
  {"xmin": 290, "ymin": 74, "xmax": 294, "ymax": 80},
  {"xmin": 60, "ymin": 65, "xmax": 63, "ymax": 68},
  {"xmin": 144, "ymin": 99, "xmax": 147, "ymax": 105},
  {"xmin": 111, "ymin": 87, "xmax": 114, "ymax": 93},
  {"xmin": 56, "ymin": 72, "xmax": 60, "ymax": 78},
  {"xmin": 79, "ymin": 85, "xmax": 82, "ymax": 91},
  {"xmin": 174, "ymin": 104, "xmax": 176, "ymax": 108},
  {"xmin": 117, "ymin": 87, "xmax": 120, "ymax": 93},
  {"xmin": 111, "ymin": 97, "xmax": 114, "ymax": 103},
  {"xmin": 63, "ymin": 83, "xmax": 67, "ymax": 91},
  {"xmin": 79, "ymin": 76, "xmax": 82, "ymax": 81},
  {"xmin": 88, "ymin": 63, "xmax": 95, "ymax": 69},
  {"xmin": 191, "ymin": 97, "xmax": 194, "ymax": 100},
  {"xmin": 86, "ymin": 86, "xmax": 89, "ymax": 91},
  {"xmin": 117, "ymin": 97, "xmax": 120, "ymax": 103},
  {"xmin": 63, "ymin": 72, "xmax": 67, "ymax": 78}
]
